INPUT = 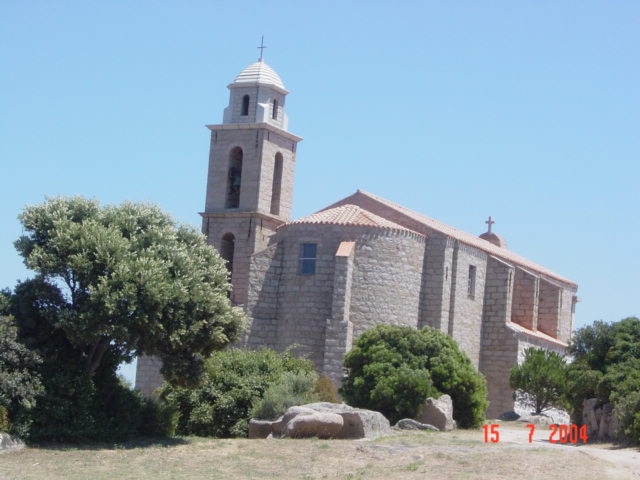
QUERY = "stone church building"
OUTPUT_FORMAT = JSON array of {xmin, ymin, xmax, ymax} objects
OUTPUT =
[{"xmin": 137, "ymin": 58, "xmax": 578, "ymax": 418}]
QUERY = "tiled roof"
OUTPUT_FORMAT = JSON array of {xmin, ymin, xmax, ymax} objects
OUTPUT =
[
  {"xmin": 233, "ymin": 60, "xmax": 285, "ymax": 90},
  {"xmin": 322, "ymin": 190, "xmax": 577, "ymax": 287},
  {"xmin": 288, "ymin": 203, "xmax": 421, "ymax": 234}
]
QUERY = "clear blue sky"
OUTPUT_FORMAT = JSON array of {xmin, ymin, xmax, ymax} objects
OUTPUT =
[{"xmin": 3, "ymin": 1, "xmax": 639, "ymax": 338}]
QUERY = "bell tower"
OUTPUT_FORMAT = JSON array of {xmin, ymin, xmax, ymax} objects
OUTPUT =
[{"xmin": 201, "ymin": 56, "xmax": 302, "ymax": 306}]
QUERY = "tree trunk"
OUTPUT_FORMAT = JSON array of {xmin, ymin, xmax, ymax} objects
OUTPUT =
[{"xmin": 84, "ymin": 337, "xmax": 110, "ymax": 374}]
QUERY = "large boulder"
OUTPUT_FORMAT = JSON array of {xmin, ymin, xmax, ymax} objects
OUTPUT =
[
  {"xmin": 582, "ymin": 398, "xmax": 619, "ymax": 440},
  {"xmin": 415, "ymin": 395, "xmax": 455, "ymax": 431},
  {"xmin": 0, "ymin": 433, "xmax": 24, "ymax": 453},
  {"xmin": 284, "ymin": 411, "xmax": 344, "ymax": 439},
  {"xmin": 249, "ymin": 403, "xmax": 392, "ymax": 440},
  {"xmin": 248, "ymin": 419, "xmax": 275, "ymax": 439},
  {"xmin": 300, "ymin": 402, "xmax": 392, "ymax": 439},
  {"xmin": 583, "ymin": 398, "xmax": 601, "ymax": 438}
]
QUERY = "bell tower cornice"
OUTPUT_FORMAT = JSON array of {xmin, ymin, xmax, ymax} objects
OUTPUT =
[{"xmin": 206, "ymin": 122, "xmax": 303, "ymax": 143}]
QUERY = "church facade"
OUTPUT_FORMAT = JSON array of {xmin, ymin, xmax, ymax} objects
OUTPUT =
[{"xmin": 137, "ymin": 58, "xmax": 578, "ymax": 418}]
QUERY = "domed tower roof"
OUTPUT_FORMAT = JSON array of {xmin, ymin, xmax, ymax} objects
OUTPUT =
[
  {"xmin": 232, "ymin": 59, "xmax": 286, "ymax": 90},
  {"xmin": 479, "ymin": 216, "xmax": 508, "ymax": 248}
]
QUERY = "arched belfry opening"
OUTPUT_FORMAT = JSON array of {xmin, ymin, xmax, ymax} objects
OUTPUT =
[
  {"xmin": 225, "ymin": 147, "xmax": 243, "ymax": 208},
  {"xmin": 272, "ymin": 98, "xmax": 278, "ymax": 120},
  {"xmin": 220, "ymin": 233, "xmax": 235, "ymax": 276},
  {"xmin": 270, "ymin": 152, "xmax": 283, "ymax": 215}
]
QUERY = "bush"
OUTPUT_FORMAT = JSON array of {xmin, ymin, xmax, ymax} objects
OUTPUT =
[
  {"xmin": 251, "ymin": 370, "xmax": 319, "ymax": 420},
  {"xmin": 0, "ymin": 314, "xmax": 43, "ymax": 435},
  {"xmin": 161, "ymin": 348, "xmax": 315, "ymax": 437},
  {"xmin": 340, "ymin": 325, "xmax": 488, "ymax": 427},
  {"xmin": 314, "ymin": 374, "xmax": 340, "ymax": 403},
  {"xmin": 4, "ymin": 278, "xmax": 175, "ymax": 442},
  {"xmin": 567, "ymin": 317, "xmax": 640, "ymax": 443},
  {"xmin": 613, "ymin": 391, "xmax": 640, "ymax": 442},
  {"xmin": 0, "ymin": 405, "xmax": 9, "ymax": 433}
]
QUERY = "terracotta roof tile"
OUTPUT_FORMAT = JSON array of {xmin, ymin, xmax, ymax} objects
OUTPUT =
[
  {"xmin": 322, "ymin": 190, "xmax": 577, "ymax": 287},
  {"xmin": 288, "ymin": 204, "xmax": 421, "ymax": 234}
]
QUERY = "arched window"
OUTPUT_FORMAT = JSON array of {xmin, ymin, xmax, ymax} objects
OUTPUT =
[
  {"xmin": 225, "ymin": 147, "xmax": 243, "ymax": 208},
  {"xmin": 220, "ymin": 233, "xmax": 235, "ymax": 277},
  {"xmin": 272, "ymin": 98, "xmax": 278, "ymax": 120},
  {"xmin": 270, "ymin": 153, "xmax": 283, "ymax": 215},
  {"xmin": 242, "ymin": 95, "xmax": 250, "ymax": 116}
]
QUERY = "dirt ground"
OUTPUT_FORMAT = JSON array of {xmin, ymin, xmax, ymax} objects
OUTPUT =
[{"xmin": 1, "ymin": 422, "xmax": 639, "ymax": 480}]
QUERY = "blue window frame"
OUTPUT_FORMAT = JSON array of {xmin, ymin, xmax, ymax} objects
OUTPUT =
[{"xmin": 298, "ymin": 243, "xmax": 317, "ymax": 275}]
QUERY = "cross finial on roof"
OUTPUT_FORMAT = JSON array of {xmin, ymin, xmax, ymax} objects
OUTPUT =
[
  {"xmin": 257, "ymin": 36, "xmax": 267, "ymax": 61},
  {"xmin": 485, "ymin": 216, "xmax": 495, "ymax": 233}
]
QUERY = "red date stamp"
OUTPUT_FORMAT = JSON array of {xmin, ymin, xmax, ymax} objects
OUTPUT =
[{"xmin": 482, "ymin": 423, "xmax": 588, "ymax": 444}]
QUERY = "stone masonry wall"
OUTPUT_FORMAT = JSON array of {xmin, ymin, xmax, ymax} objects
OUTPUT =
[
  {"xmin": 558, "ymin": 287, "xmax": 576, "ymax": 344},
  {"xmin": 243, "ymin": 242, "xmax": 282, "ymax": 348},
  {"xmin": 348, "ymin": 231, "xmax": 426, "ymax": 338},
  {"xmin": 447, "ymin": 242, "xmax": 487, "ymax": 369},
  {"xmin": 244, "ymin": 224, "xmax": 425, "ymax": 373},
  {"xmin": 134, "ymin": 355, "xmax": 163, "ymax": 397},
  {"xmin": 204, "ymin": 127, "xmax": 297, "ymax": 221},
  {"xmin": 323, "ymin": 241, "xmax": 356, "ymax": 384},
  {"xmin": 420, "ymin": 235, "xmax": 454, "ymax": 331},
  {"xmin": 511, "ymin": 267, "xmax": 539, "ymax": 330},
  {"xmin": 480, "ymin": 256, "xmax": 517, "ymax": 418},
  {"xmin": 538, "ymin": 279, "xmax": 560, "ymax": 338}
]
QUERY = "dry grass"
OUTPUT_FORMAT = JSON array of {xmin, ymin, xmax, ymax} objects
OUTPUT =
[{"xmin": 1, "ymin": 424, "xmax": 638, "ymax": 480}]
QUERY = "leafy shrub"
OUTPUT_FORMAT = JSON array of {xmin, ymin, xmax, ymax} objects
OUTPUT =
[
  {"xmin": 161, "ymin": 348, "xmax": 314, "ymax": 437},
  {"xmin": 567, "ymin": 317, "xmax": 640, "ymax": 442},
  {"xmin": 0, "ymin": 405, "xmax": 9, "ymax": 433},
  {"xmin": 340, "ymin": 325, "xmax": 488, "ymax": 427},
  {"xmin": 314, "ymin": 374, "xmax": 340, "ymax": 403},
  {"xmin": 0, "ymin": 313, "xmax": 43, "ymax": 435},
  {"xmin": 250, "ymin": 370, "xmax": 319, "ymax": 420},
  {"xmin": 613, "ymin": 391, "xmax": 640, "ymax": 442}
]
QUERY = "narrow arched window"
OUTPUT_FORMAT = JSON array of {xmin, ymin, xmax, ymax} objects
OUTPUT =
[
  {"xmin": 220, "ymin": 233, "xmax": 235, "ymax": 277},
  {"xmin": 225, "ymin": 147, "xmax": 243, "ymax": 208},
  {"xmin": 270, "ymin": 153, "xmax": 283, "ymax": 215},
  {"xmin": 272, "ymin": 98, "xmax": 278, "ymax": 120},
  {"xmin": 242, "ymin": 95, "xmax": 250, "ymax": 116}
]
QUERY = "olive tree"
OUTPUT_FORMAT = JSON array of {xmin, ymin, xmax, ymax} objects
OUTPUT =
[{"xmin": 14, "ymin": 196, "xmax": 244, "ymax": 385}]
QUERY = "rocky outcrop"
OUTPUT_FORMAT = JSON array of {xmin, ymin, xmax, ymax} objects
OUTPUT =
[
  {"xmin": 415, "ymin": 395, "xmax": 455, "ymax": 431},
  {"xmin": 394, "ymin": 418, "xmax": 438, "ymax": 431},
  {"xmin": 583, "ymin": 398, "xmax": 619, "ymax": 440},
  {"xmin": 0, "ymin": 433, "xmax": 24, "ymax": 454},
  {"xmin": 248, "ymin": 403, "xmax": 392, "ymax": 439}
]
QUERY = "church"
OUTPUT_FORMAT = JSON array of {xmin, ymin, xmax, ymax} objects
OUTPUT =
[{"xmin": 137, "ymin": 56, "xmax": 579, "ymax": 418}]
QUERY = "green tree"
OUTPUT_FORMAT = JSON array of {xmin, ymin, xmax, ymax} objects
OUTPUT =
[
  {"xmin": 340, "ymin": 325, "xmax": 488, "ymax": 427},
  {"xmin": 0, "ymin": 290, "xmax": 43, "ymax": 433},
  {"xmin": 8, "ymin": 197, "xmax": 244, "ymax": 441},
  {"xmin": 509, "ymin": 348, "xmax": 568, "ymax": 414},
  {"xmin": 566, "ymin": 317, "xmax": 640, "ymax": 442},
  {"xmin": 14, "ymin": 196, "xmax": 244, "ymax": 384}
]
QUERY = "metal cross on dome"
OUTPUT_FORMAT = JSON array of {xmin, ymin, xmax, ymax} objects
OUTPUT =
[
  {"xmin": 257, "ymin": 36, "xmax": 267, "ymax": 61},
  {"xmin": 485, "ymin": 216, "xmax": 495, "ymax": 233}
]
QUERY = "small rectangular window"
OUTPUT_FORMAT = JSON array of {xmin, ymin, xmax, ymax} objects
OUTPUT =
[
  {"xmin": 299, "ymin": 243, "xmax": 317, "ymax": 275},
  {"xmin": 468, "ymin": 265, "xmax": 477, "ymax": 299}
]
